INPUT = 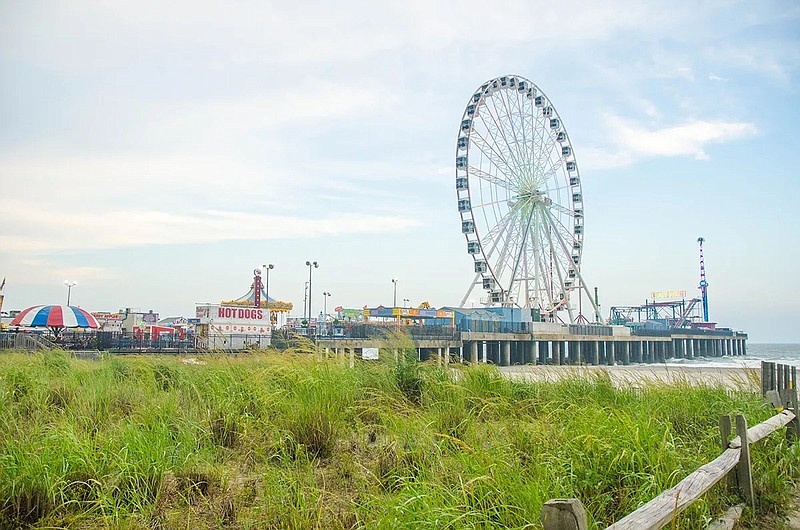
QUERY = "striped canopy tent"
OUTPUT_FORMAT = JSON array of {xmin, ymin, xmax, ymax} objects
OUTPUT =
[
  {"xmin": 221, "ymin": 283, "xmax": 293, "ymax": 313},
  {"xmin": 11, "ymin": 305, "xmax": 100, "ymax": 337}
]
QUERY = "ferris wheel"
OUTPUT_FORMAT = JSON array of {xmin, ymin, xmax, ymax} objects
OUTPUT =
[{"xmin": 456, "ymin": 75, "xmax": 600, "ymax": 323}]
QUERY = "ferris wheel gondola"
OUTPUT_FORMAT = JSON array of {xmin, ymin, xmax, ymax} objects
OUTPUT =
[{"xmin": 456, "ymin": 75, "xmax": 601, "ymax": 323}]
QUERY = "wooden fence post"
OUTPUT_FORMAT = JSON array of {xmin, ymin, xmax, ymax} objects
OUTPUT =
[
  {"xmin": 789, "ymin": 367, "xmax": 800, "ymax": 442},
  {"xmin": 766, "ymin": 362, "xmax": 774, "ymax": 395},
  {"xmin": 735, "ymin": 415, "xmax": 755, "ymax": 509},
  {"xmin": 719, "ymin": 415, "xmax": 736, "ymax": 489},
  {"xmin": 761, "ymin": 362, "xmax": 767, "ymax": 397},
  {"xmin": 772, "ymin": 363, "xmax": 778, "ymax": 394},
  {"xmin": 782, "ymin": 364, "xmax": 792, "ymax": 409},
  {"xmin": 540, "ymin": 499, "xmax": 588, "ymax": 530},
  {"xmin": 785, "ymin": 364, "xmax": 791, "ymax": 393}
]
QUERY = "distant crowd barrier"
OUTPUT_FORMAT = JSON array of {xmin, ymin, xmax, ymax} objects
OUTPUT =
[
  {"xmin": 310, "ymin": 324, "xmax": 459, "ymax": 342},
  {"xmin": 0, "ymin": 331, "xmax": 58, "ymax": 351},
  {"xmin": 0, "ymin": 325, "xmax": 461, "ymax": 353}
]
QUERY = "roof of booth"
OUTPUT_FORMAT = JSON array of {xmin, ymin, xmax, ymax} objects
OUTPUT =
[{"xmin": 221, "ymin": 282, "xmax": 293, "ymax": 312}]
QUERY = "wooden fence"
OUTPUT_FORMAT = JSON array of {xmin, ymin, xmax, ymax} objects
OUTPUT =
[
  {"xmin": 541, "ymin": 361, "xmax": 799, "ymax": 530},
  {"xmin": 762, "ymin": 361, "xmax": 798, "ymax": 409}
]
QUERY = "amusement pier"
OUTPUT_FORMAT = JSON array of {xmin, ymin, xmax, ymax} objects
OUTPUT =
[
  {"xmin": 0, "ymin": 75, "xmax": 749, "ymax": 361},
  {"xmin": 313, "ymin": 308, "xmax": 748, "ymax": 367},
  {"xmin": 316, "ymin": 74, "xmax": 748, "ymax": 365}
]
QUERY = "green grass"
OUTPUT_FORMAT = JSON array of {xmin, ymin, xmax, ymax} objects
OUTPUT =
[{"xmin": 0, "ymin": 346, "xmax": 797, "ymax": 529}]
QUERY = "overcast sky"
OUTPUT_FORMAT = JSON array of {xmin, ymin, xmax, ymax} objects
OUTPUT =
[{"xmin": 1, "ymin": 1, "xmax": 798, "ymax": 342}]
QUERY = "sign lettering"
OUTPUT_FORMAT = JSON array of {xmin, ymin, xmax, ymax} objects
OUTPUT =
[{"xmin": 650, "ymin": 290, "xmax": 687, "ymax": 300}]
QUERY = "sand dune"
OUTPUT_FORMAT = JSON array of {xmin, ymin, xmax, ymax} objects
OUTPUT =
[{"xmin": 500, "ymin": 364, "xmax": 760, "ymax": 391}]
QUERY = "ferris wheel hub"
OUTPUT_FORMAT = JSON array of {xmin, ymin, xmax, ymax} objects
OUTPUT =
[{"xmin": 523, "ymin": 190, "xmax": 549, "ymax": 204}]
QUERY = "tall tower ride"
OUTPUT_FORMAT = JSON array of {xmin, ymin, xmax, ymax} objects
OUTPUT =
[{"xmin": 697, "ymin": 237, "xmax": 709, "ymax": 322}]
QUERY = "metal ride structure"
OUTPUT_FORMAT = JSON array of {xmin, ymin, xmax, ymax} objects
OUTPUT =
[
  {"xmin": 252, "ymin": 268, "xmax": 263, "ymax": 308},
  {"xmin": 609, "ymin": 298, "xmax": 703, "ymax": 328},
  {"xmin": 456, "ymin": 75, "xmax": 602, "ymax": 323},
  {"xmin": 698, "ymin": 237, "xmax": 709, "ymax": 322}
]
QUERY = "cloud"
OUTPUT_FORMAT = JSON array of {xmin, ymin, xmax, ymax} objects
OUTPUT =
[
  {"xmin": 582, "ymin": 116, "xmax": 758, "ymax": 169},
  {"xmin": 1, "ymin": 257, "xmax": 121, "ymax": 296},
  {"xmin": 0, "ymin": 200, "xmax": 424, "ymax": 254},
  {"xmin": 146, "ymin": 82, "xmax": 388, "ymax": 145},
  {"xmin": 656, "ymin": 65, "xmax": 695, "ymax": 82},
  {"xmin": 580, "ymin": 148, "xmax": 635, "ymax": 170},
  {"xmin": 614, "ymin": 117, "xmax": 758, "ymax": 159},
  {"xmin": 0, "ymin": 1, "xmax": 708, "ymax": 72},
  {"xmin": 708, "ymin": 74, "xmax": 729, "ymax": 82},
  {"xmin": 706, "ymin": 44, "xmax": 794, "ymax": 85},
  {"xmin": 0, "ymin": 78, "xmax": 430, "ymax": 256},
  {"xmin": 0, "ymin": 74, "xmax": 410, "ymax": 254}
]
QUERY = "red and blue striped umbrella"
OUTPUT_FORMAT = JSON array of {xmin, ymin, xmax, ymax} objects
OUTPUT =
[{"xmin": 11, "ymin": 305, "xmax": 100, "ymax": 329}]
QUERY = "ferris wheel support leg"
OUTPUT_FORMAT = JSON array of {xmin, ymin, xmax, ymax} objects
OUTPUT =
[
  {"xmin": 566, "ymin": 297, "xmax": 576, "ymax": 322},
  {"xmin": 507, "ymin": 207, "xmax": 537, "ymax": 304},
  {"xmin": 543, "ymin": 209, "xmax": 607, "ymax": 325},
  {"xmin": 460, "ymin": 272, "xmax": 483, "ymax": 307},
  {"xmin": 575, "ymin": 269, "xmax": 605, "ymax": 324},
  {"xmin": 541, "ymin": 211, "xmax": 575, "ymax": 322}
]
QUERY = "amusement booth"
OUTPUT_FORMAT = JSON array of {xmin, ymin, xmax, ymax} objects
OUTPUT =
[
  {"xmin": 196, "ymin": 268, "xmax": 294, "ymax": 350},
  {"xmin": 195, "ymin": 304, "xmax": 271, "ymax": 350},
  {"xmin": 220, "ymin": 268, "xmax": 293, "ymax": 328}
]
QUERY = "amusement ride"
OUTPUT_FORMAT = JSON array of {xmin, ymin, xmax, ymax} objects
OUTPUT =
[{"xmin": 455, "ymin": 75, "xmax": 602, "ymax": 323}]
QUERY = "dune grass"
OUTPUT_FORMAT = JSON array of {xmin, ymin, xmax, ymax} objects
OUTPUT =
[{"xmin": 0, "ymin": 344, "xmax": 797, "ymax": 529}]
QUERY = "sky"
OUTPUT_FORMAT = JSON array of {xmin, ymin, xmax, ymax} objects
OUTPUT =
[{"xmin": 1, "ymin": 1, "xmax": 798, "ymax": 342}]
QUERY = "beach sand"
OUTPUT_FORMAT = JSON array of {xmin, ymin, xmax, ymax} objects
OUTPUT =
[{"xmin": 499, "ymin": 364, "xmax": 760, "ymax": 391}]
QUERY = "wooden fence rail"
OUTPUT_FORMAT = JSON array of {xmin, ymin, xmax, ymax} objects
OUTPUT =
[{"xmin": 541, "ymin": 361, "xmax": 799, "ymax": 530}]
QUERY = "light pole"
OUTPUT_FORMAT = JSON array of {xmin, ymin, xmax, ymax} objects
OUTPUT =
[
  {"xmin": 262, "ymin": 263, "xmax": 274, "ymax": 320},
  {"xmin": 403, "ymin": 298, "xmax": 409, "ymax": 308},
  {"xmin": 306, "ymin": 260, "xmax": 318, "ymax": 325},
  {"xmin": 323, "ymin": 291, "xmax": 331, "ymax": 336},
  {"xmin": 323, "ymin": 291, "xmax": 331, "ymax": 317},
  {"xmin": 303, "ymin": 281, "xmax": 309, "ymax": 322},
  {"xmin": 64, "ymin": 280, "xmax": 77, "ymax": 306},
  {"xmin": 392, "ymin": 278, "xmax": 398, "ymax": 307}
]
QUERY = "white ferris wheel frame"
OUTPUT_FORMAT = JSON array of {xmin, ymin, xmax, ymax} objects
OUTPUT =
[{"xmin": 455, "ymin": 74, "xmax": 603, "ymax": 323}]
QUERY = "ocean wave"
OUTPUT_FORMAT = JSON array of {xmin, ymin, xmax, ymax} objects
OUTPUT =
[{"xmin": 660, "ymin": 343, "xmax": 800, "ymax": 369}]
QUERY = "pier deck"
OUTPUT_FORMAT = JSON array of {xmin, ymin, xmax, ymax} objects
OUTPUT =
[{"xmin": 315, "ymin": 327, "xmax": 748, "ymax": 366}]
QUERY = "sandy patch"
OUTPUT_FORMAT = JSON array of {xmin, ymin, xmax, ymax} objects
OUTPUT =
[{"xmin": 499, "ymin": 364, "xmax": 760, "ymax": 392}]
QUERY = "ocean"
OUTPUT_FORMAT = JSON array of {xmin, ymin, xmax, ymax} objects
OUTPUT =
[{"xmin": 666, "ymin": 343, "xmax": 800, "ymax": 369}]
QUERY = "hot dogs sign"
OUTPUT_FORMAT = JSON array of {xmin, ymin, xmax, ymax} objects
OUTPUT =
[{"xmin": 196, "ymin": 304, "xmax": 271, "ymax": 334}]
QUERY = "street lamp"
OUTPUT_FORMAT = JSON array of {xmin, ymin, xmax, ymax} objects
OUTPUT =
[
  {"xmin": 303, "ymin": 281, "xmax": 309, "ymax": 322},
  {"xmin": 403, "ymin": 298, "xmax": 409, "ymax": 308},
  {"xmin": 323, "ymin": 291, "xmax": 331, "ymax": 336},
  {"xmin": 323, "ymin": 291, "xmax": 331, "ymax": 317},
  {"xmin": 64, "ymin": 280, "xmax": 77, "ymax": 306},
  {"xmin": 306, "ymin": 260, "xmax": 318, "ymax": 324},
  {"xmin": 391, "ymin": 278, "xmax": 398, "ymax": 307},
  {"xmin": 262, "ymin": 263, "xmax": 274, "ymax": 320}
]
